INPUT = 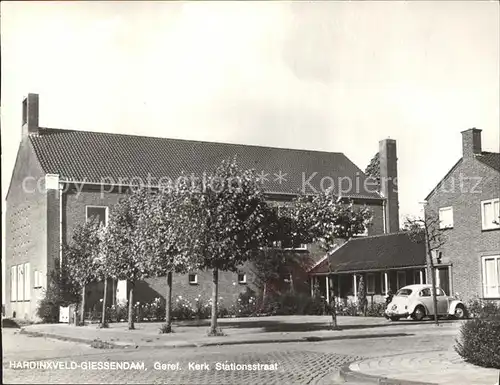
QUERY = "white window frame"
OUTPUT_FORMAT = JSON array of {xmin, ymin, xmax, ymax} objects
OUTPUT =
[
  {"xmin": 481, "ymin": 198, "xmax": 500, "ymax": 231},
  {"xmin": 237, "ymin": 273, "xmax": 247, "ymax": 284},
  {"xmin": 85, "ymin": 205, "xmax": 109, "ymax": 227},
  {"xmin": 34, "ymin": 270, "xmax": 43, "ymax": 289},
  {"xmin": 438, "ymin": 206, "xmax": 454, "ymax": 229},
  {"xmin": 24, "ymin": 263, "xmax": 31, "ymax": 301},
  {"xmin": 284, "ymin": 243, "xmax": 308, "ymax": 251},
  {"xmin": 482, "ymin": 255, "xmax": 500, "ymax": 298},
  {"xmin": 11, "ymin": 266, "xmax": 17, "ymax": 302},
  {"xmin": 188, "ymin": 273, "xmax": 198, "ymax": 285},
  {"xmin": 17, "ymin": 264, "xmax": 25, "ymax": 302},
  {"xmin": 366, "ymin": 273, "xmax": 376, "ymax": 294}
]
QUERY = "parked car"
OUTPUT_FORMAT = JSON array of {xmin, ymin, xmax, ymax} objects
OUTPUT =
[{"xmin": 384, "ymin": 284, "xmax": 466, "ymax": 321}]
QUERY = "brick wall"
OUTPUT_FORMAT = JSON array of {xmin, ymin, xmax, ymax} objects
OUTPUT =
[
  {"xmin": 426, "ymin": 157, "xmax": 500, "ymax": 301},
  {"xmin": 5, "ymin": 140, "xmax": 47, "ymax": 319}
]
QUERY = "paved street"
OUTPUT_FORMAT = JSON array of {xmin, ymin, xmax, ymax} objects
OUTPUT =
[{"xmin": 3, "ymin": 323, "xmax": 459, "ymax": 385}]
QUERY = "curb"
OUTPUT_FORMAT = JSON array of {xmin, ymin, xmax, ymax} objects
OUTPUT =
[
  {"xmin": 19, "ymin": 327, "xmax": 410, "ymax": 350},
  {"xmin": 339, "ymin": 363, "xmax": 436, "ymax": 385}
]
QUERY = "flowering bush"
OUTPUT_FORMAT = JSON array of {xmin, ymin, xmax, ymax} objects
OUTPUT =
[
  {"xmin": 108, "ymin": 304, "xmax": 128, "ymax": 322},
  {"xmin": 193, "ymin": 295, "xmax": 211, "ymax": 320},
  {"xmin": 232, "ymin": 288, "xmax": 259, "ymax": 317},
  {"xmin": 172, "ymin": 296, "xmax": 195, "ymax": 320}
]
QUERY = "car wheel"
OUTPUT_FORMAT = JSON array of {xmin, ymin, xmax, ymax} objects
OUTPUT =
[
  {"xmin": 412, "ymin": 306, "xmax": 426, "ymax": 321},
  {"xmin": 454, "ymin": 305, "xmax": 466, "ymax": 319},
  {"xmin": 389, "ymin": 316, "xmax": 400, "ymax": 322}
]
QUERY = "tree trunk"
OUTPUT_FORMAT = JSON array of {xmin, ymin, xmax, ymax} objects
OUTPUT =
[
  {"xmin": 112, "ymin": 279, "xmax": 116, "ymax": 307},
  {"xmin": 330, "ymin": 293, "xmax": 338, "ymax": 329},
  {"xmin": 80, "ymin": 285, "xmax": 86, "ymax": 325},
  {"xmin": 164, "ymin": 272, "xmax": 173, "ymax": 333},
  {"xmin": 210, "ymin": 268, "xmax": 219, "ymax": 335},
  {"xmin": 428, "ymin": 261, "xmax": 439, "ymax": 326},
  {"xmin": 262, "ymin": 282, "xmax": 267, "ymax": 311},
  {"xmin": 101, "ymin": 278, "xmax": 108, "ymax": 326},
  {"xmin": 425, "ymin": 228, "xmax": 439, "ymax": 326},
  {"xmin": 128, "ymin": 281, "xmax": 135, "ymax": 330}
]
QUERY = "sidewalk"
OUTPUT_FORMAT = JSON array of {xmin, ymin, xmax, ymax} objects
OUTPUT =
[
  {"xmin": 344, "ymin": 350, "xmax": 500, "ymax": 385},
  {"xmin": 11, "ymin": 316, "xmax": 498, "ymax": 384},
  {"xmin": 20, "ymin": 315, "xmax": 418, "ymax": 348}
]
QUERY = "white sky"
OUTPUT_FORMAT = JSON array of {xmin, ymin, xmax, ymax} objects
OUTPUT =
[{"xmin": 1, "ymin": 1, "xmax": 499, "ymax": 299}]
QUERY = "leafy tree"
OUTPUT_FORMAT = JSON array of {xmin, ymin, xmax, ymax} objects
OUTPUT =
[
  {"xmin": 404, "ymin": 210, "xmax": 447, "ymax": 326},
  {"xmin": 291, "ymin": 191, "xmax": 372, "ymax": 328},
  {"xmin": 105, "ymin": 187, "xmax": 157, "ymax": 330},
  {"xmin": 138, "ymin": 182, "xmax": 198, "ymax": 333},
  {"xmin": 188, "ymin": 159, "xmax": 270, "ymax": 335},
  {"xmin": 64, "ymin": 216, "xmax": 103, "ymax": 325}
]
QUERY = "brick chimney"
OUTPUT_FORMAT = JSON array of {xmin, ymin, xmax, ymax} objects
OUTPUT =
[
  {"xmin": 461, "ymin": 128, "xmax": 482, "ymax": 158},
  {"xmin": 22, "ymin": 93, "xmax": 39, "ymax": 137},
  {"xmin": 379, "ymin": 138, "xmax": 399, "ymax": 233}
]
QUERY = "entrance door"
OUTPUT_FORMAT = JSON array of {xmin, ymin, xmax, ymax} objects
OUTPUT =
[{"xmin": 436, "ymin": 268, "xmax": 450, "ymax": 295}]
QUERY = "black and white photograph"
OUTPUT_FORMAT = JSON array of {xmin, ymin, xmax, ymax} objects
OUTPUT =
[{"xmin": 1, "ymin": 1, "xmax": 499, "ymax": 384}]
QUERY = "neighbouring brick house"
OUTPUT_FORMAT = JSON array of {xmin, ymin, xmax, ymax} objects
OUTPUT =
[
  {"xmin": 6, "ymin": 93, "xmax": 404, "ymax": 320},
  {"xmin": 424, "ymin": 128, "xmax": 500, "ymax": 301}
]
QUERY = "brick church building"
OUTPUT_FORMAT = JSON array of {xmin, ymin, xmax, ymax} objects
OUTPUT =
[{"xmin": 5, "ymin": 93, "xmax": 404, "ymax": 320}]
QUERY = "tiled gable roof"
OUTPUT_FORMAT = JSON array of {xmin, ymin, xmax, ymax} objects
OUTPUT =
[
  {"xmin": 309, "ymin": 231, "xmax": 426, "ymax": 274},
  {"xmin": 425, "ymin": 151, "xmax": 500, "ymax": 201},
  {"xmin": 476, "ymin": 151, "xmax": 500, "ymax": 172},
  {"xmin": 29, "ymin": 128, "xmax": 382, "ymax": 199}
]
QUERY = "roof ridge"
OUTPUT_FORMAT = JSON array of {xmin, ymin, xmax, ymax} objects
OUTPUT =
[{"xmin": 37, "ymin": 127, "xmax": 346, "ymax": 156}]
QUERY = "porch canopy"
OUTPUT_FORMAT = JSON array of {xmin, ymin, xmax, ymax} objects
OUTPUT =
[{"xmin": 309, "ymin": 231, "xmax": 427, "ymax": 303}]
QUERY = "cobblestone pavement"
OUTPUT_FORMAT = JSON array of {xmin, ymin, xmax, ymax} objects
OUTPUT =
[
  {"xmin": 3, "ymin": 330, "xmax": 363, "ymax": 384},
  {"xmin": 2, "ymin": 326, "xmax": 461, "ymax": 384}
]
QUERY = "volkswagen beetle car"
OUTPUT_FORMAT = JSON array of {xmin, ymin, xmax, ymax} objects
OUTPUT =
[{"xmin": 384, "ymin": 284, "xmax": 466, "ymax": 321}]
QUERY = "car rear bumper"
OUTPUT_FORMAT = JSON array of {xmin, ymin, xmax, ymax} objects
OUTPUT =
[{"xmin": 384, "ymin": 310, "xmax": 410, "ymax": 318}]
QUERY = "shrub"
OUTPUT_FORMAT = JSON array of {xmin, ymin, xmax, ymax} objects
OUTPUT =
[
  {"xmin": 233, "ymin": 288, "xmax": 259, "ymax": 317},
  {"xmin": 172, "ymin": 296, "xmax": 195, "ymax": 320},
  {"xmin": 263, "ymin": 292, "xmax": 325, "ymax": 316},
  {"xmin": 365, "ymin": 302, "xmax": 386, "ymax": 317},
  {"xmin": 465, "ymin": 296, "xmax": 500, "ymax": 320},
  {"xmin": 335, "ymin": 301, "xmax": 358, "ymax": 316},
  {"xmin": 193, "ymin": 296, "xmax": 211, "ymax": 320},
  {"xmin": 37, "ymin": 266, "xmax": 80, "ymax": 323},
  {"xmin": 108, "ymin": 304, "xmax": 128, "ymax": 322},
  {"xmin": 455, "ymin": 318, "xmax": 500, "ymax": 369}
]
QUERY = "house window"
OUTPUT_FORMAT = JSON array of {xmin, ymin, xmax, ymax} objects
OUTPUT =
[
  {"xmin": 34, "ymin": 270, "xmax": 43, "ymax": 289},
  {"xmin": 238, "ymin": 273, "xmax": 247, "ymax": 284},
  {"xmin": 282, "ymin": 240, "xmax": 307, "ymax": 250},
  {"xmin": 17, "ymin": 264, "xmax": 24, "ymax": 302},
  {"xmin": 11, "ymin": 266, "xmax": 17, "ymax": 302},
  {"xmin": 366, "ymin": 274, "xmax": 376, "ymax": 294},
  {"xmin": 482, "ymin": 255, "xmax": 500, "ymax": 298},
  {"xmin": 24, "ymin": 263, "xmax": 31, "ymax": 301},
  {"xmin": 481, "ymin": 199, "xmax": 500, "ymax": 231},
  {"xmin": 397, "ymin": 271, "xmax": 406, "ymax": 289},
  {"xmin": 438, "ymin": 207, "xmax": 454, "ymax": 229},
  {"xmin": 188, "ymin": 274, "xmax": 198, "ymax": 285},
  {"xmin": 86, "ymin": 206, "xmax": 108, "ymax": 226}
]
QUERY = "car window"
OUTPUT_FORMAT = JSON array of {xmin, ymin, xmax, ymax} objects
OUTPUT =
[
  {"xmin": 396, "ymin": 289, "xmax": 412, "ymax": 296},
  {"xmin": 435, "ymin": 288, "xmax": 445, "ymax": 296},
  {"xmin": 419, "ymin": 288, "xmax": 431, "ymax": 297}
]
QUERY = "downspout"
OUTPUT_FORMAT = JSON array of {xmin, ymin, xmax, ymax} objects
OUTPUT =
[
  {"xmin": 59, "ymin": 182, "xmax": 63, "ymax": 269},
  {"xmin": 382, "ymin": 199, "xmax": 387, "ymax": 234}
]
